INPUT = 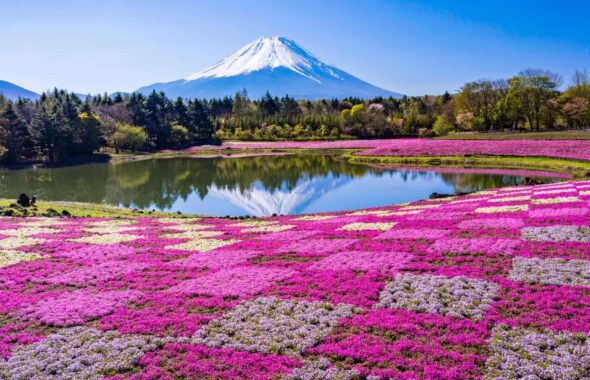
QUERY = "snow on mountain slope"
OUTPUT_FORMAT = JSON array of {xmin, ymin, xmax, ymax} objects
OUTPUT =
[
  {"xmin": 185, "ymin": 36, "xmax": 340, "ymax": 83},
  {"xmin": 137, "ymin": 36, "xmax": 402, "ymax": 100}
]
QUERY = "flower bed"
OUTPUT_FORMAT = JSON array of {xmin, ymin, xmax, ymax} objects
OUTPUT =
[
  {"xmin": 0, "ymin": 180, "xmax": 589, "ymax": 378},
  {"xmin": 188, "ymin": 139, "xmax": 590, "ymax": 161}
]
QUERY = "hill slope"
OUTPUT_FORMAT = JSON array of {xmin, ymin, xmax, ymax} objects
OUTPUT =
[{"xmin": 0, "ymin": 80, "xmax": 39, "ymax": 101}]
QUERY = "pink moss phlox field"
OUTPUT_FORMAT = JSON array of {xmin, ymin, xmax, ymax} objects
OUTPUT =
[
  {"xmin": 188, "ymin": 139, "xmax": 590, "ymax": 161},
  {"xmin": 0, "ymin": 180, "xmax": 590, "ymax": 378}
]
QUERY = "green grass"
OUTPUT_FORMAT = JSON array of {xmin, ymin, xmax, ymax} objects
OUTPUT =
[
  {"xmin": 0, "ymin": 199, "xmax": 190, "ymax": 218},
  {"xmin": 438, "ymin": 131, "xmax": 590, "ymax": 140},
  {"xmin": 345, "ymin": 154, "xmax": 590, "ymax": 179}
]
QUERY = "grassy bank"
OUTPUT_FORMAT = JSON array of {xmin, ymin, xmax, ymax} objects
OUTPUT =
[
  {"xmin": 0, "ymin": 199, "xmax": 185, "ymax": 218},
  {"xmin": 345, "ymin": 154, "xmax": 590, "ymax": 179},
  {"xmin": 439, "ymin": 131, "xmax": 590, "ymax": 140}
]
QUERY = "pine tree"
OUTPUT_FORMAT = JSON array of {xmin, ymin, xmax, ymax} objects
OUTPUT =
[
  {"xmin": 174, "ymin": 97, "xmax": 189, "ymax": 127},
  {"xmin": 0, "ymin": 102, "xmax": 30, "ymax": 162},
  {"xmin": 187, "ymin": 99, "xmax": 214, "ymax": 140},
  {"xmin": 259, "ymin": 91, "xmax": 280, "ymax": 116}
]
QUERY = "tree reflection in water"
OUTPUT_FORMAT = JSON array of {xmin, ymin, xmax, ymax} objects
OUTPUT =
[{"xmin": 0, "ymin": 154, "xmax": 555, "ymax": 216}]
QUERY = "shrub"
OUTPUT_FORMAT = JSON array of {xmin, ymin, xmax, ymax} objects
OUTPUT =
[
  {"xmin": 432, "ymin": 115, "xmax": 455, "ymax": 136},
  {"xmin": 112, "ymin": 124, "xmax": 147, "ymax": 152}
]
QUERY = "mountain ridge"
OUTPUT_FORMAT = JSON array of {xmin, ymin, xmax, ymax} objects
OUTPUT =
[{"xmin": 0, "ymin": 80, "xmax": 40, "ymax": 101}]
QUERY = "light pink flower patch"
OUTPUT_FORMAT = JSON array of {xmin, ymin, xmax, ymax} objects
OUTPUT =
[
  {"xmin": 255, "ymin": 230, "xmax": 317, "ymax": 241},
  {"xmin": 37, "ymin": 260, "xmax": 150, "ymax": 286},
  {"xmin": 50, "ymin": 243, "xmax": 139, "ymax": 262},
  {"xmin": 457, "ymin": 218, "xmax": 524, "ymax": 229},
  {"xmin": 280, "ymin": 238, "xmax": 356, "ymax": 255},
  {"xmin": 311, "ymin": 251, "xmax": 412, "ymax": 275},
  {"xmin": 17, "ymin": 290, "xmax": 139, "ymax": 326},
  {"xmin": 171, "ymin": 250, "xmax": 260, "ymax": 269},
  {"xmin": 377, "ymin": 228, "xmax": 450, "ymax": 240},
  {"xmin": 167, "ymin": 267, "xmax": 296, "ymax": 296},
  {"xmin": 429, "ymin": 238, "xmax": 521, "ymax": 255},
  {"xmin": 529, "ymin": 207, "xmax": 589, "ymax": 218}
]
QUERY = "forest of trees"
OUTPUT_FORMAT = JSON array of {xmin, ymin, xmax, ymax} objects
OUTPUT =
[{"xmin": 1, "ymin": 68, "xmax": 589, "ymax": 164}]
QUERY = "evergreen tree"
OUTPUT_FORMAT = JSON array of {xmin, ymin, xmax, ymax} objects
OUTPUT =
[
  {"xmin": 113, "ymin": 93, "xmax": 124, "ymax": 104},
  {"xmin": 0, "ymin": 102, "xmax": 30, "ymax": 162},
  {"xmin": 259, "ymin": 91, "xmax": 280, "ymax": 116},
  {"xmin": 187, "ymin": 99, "xmax": 213, "ymax": 140},
  {"xmin": 174, "ymin": 97, "xmax": 189, "ymax": 127},
  {"xmin": 144, "ymin": 91, "xmax": 172, "ymax": 147}
]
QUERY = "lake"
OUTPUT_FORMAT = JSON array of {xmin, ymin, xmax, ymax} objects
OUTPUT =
[{"xmin": 0, "ymin": 154, "xmax": 563, "ymax": 217}]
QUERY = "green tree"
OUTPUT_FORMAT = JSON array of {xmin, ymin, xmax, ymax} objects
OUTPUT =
[
  {"xmin": 508, "ymin": 69, "xmax": 562, "ymax": 130},
  {"xmin": 432, "ymin": 115, "xmax": 455, "ymax": 136},
  {"xmin": 73, "ymin": 111, "xmax": 102, "ymax": 154}
]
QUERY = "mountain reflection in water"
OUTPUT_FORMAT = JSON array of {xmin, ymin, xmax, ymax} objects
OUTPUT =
[{"xmin": 0, "ymin": 154, "xmax": 561, "ymax": 216}]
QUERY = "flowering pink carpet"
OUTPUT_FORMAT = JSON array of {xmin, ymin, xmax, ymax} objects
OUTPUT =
[
  {"xmin": 188, "ymin": 139, "xmax": 590, "ymax": 161},
  {"xmin": 1, "ymin": 180, "xmax": 590, "ymax": 378}
]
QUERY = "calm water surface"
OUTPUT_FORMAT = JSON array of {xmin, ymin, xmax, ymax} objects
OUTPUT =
[{"xmin": 0, "ymin": 154, "xmax": 561, "ymax": 217}]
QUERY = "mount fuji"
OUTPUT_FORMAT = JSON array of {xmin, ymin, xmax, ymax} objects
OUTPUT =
[{"xmin": 137, "ymin": 36, "xmax": 402, "ymax": 100}]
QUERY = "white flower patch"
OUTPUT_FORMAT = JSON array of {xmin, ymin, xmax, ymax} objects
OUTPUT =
[
  {"xmin": 399, "ymin": 204, "xmax": 440, "ymax": 211},
  {"xmin": 70, "ymin": 233, "xmax": 140, "ymax": 245},
  {"xmin": 347, "ymin": 210, "xmax": 395, "ymax": 217},
  {"xmin": 0, "ymin": 237, "xmax": 44, "ymax": 250},
  {"xmin": 498, "ymin": 189, "xmax": 532, "ymax": 196},
  {"xmin": 293, "ymin": 215, "xmax": 337, "ymax": 221},
  {"xmin": 389, "ymin": 210, "xmax": 422, "ymax": 216},
  {"xmin": 17, "ymin": 218, "xmax": 64, "ymax": 227},
  {"xmin": 521, "ymin": 225, "xmax": 590, "ymax": 243},
  {"xmin": 0, "ymin": 227, "xmax": 58, "ymax": 237},
  {"xmin": 487, "ymin": 196, "xmax": 531, "ymax": 203},
  {"xmin": 0, "ymin": 250, "xmax": 44, "ymax": 268},
  {"xmin": 0, "ymin": 326, "xmax": 172, "ymax": 380},
  {"xmin": 450, "ymin": 197, "xmax": 488, "ymax": 204},
  {"xmin": 469, "ymin": 190, "xmax": 498, "ymax": 196},
  {"xmin": 85, "ymin": 219, "xmax": 136, "ymax": 228},
  {"xmin": 534, "ymin": 188, "xmax": 577, "ymax": 195},
  {"xmin": 339, "ymin": 222, "xmax": 396, "ymax": 231},
  {"xmin": 158, "ymin": 217, "xmax": 201, "ymax": 224},
  {"xmin": 241, "ymin": 224, "xmax": 295, "ymax": 233},
  {"xmin": 532, "ymin": 196, "xmax": 580, "ymax": 204},
  {"xmin": 192, "ymin": 297, "xmax": 354, "ymax": 356},
  {"xmin": 83, "ymin": 225, "xmax": 140, "ymax": 234},
  {"xmin": 165, "ymin": 223, "xmax": 209, "ymax": 232},
  {"xmin": 581, "ymin": 190, "xmax": 590, "ymax": 196},
  {"xmin": 483, "ymin": 326, "xmax": 590, "ymax": 380},
  {"xmin": 162, "ymin": 230, "xmax": 223, "ymax": 240},
  {"xmin": 509, "ymin": 257, "xmax": 590, "ymax": 287},
  {"xmin": 377, "ymin": 273, "xmax": 498, "ymax": 320},
  {"xmin": 165, "ymin": 238, "xmax": 238, "ymax": 252},
  {"xmin": 475, "ymin": 205, "xmax": 528, "ymax": 213},
  {"xmin": 232, "ymin": 220, "xmax": 277, "ymax": 227}
]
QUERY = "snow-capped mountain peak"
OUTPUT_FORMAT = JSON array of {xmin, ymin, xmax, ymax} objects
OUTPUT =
[
  {"xmin": 137, "ymin": 36, "xmax": 402, "ymax": 99},
  {"xmin": 185, "ymin": 36, "xmax": 339, "ymax": 83}
]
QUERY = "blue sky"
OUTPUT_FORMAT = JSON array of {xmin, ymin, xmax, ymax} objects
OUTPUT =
[{"xmin": 2, "ymin": 0, "xmax": 589, "ymax": 96}]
